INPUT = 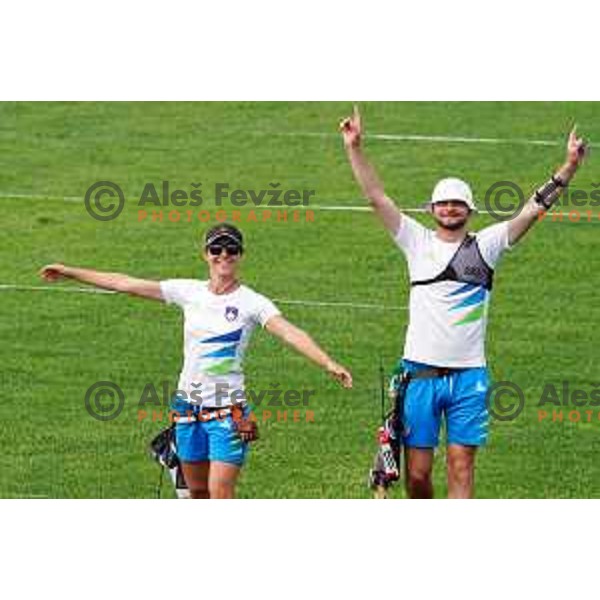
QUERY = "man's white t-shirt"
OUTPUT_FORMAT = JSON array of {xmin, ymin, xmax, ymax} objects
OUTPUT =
[
  {"xmin": 160, "ymin": 280, "xmax": 280, "ymax": 407},
  {"xmin": 394, "ymin": 216, "xmax": 511, "ymax": 368}
]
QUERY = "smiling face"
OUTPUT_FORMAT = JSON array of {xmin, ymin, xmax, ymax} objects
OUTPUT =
[
  {"xmin": 203, "ymin": 237, "xmax": 243, "ymax": 279},
  {"xmin": 431, "ymin": 200, "xmax": 472, "ymax": 231}
]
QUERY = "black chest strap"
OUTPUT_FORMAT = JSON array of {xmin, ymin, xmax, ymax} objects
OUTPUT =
[{"xmin": 411, "ymin": 234, "xmax": 494, "ymax": 291}]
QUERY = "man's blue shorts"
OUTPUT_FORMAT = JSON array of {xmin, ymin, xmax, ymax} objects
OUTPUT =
[
  {"xmin": 171, "ymin": 399, "xmax": 250, "ymax": 466},
  {"xmin": 399, "ymin": 359, "xmax": 490, "ymax": 448}
]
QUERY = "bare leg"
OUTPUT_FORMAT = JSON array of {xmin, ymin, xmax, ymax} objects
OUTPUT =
[
  {"xmin": 405, "ymin": 448, "xmax": 434, "ymax": 499},
  {"xmin": 209, "ymin": 462, "xmax": 242, "ymax": 499},
  {"xmin": 180, "ymin": 461, "xmax": 210, "ymax": 499},
  {"xmin": 447, "ymin": 445, "xmax": 477, "ymax": 499}
]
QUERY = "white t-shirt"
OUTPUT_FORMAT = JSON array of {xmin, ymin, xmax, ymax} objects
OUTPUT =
[
  {"xmin": 160, "ymin": 280, "xmax": 280, "ymax": 407},
  {"xmin": 394, "ymin": 216, "xmax": 511, "ymax": 368}
]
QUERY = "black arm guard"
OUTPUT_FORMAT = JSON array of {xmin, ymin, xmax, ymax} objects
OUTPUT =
[{"xmin": 533, "ymin": 174, "xmax": 566, "ymax": 210}]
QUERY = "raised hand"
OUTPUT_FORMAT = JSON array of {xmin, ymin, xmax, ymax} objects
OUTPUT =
[
  {"xmin": 339, "ymin": 104, "xmax": 362, "ymax": 149},
  {"xmin": 567, "ymin": 126, "xmax": 588, "ymax": 167}
]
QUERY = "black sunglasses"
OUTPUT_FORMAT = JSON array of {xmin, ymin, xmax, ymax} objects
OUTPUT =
[{"xmin": 207, "ymin": 243, "xmax": 243, "ymax": 257}]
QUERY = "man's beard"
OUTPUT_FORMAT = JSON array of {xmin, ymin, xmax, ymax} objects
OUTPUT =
[{"xmin": 434, "ymin": 216, "xmax": 468, "ymax": 231}]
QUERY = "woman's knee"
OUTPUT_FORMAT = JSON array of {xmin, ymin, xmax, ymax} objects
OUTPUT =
[
  {"xmin": 208, "ymin": 475, "xmax": 237, "ymax": 499},
  {"xmin": 180, "ymin": 461, "xmax": 210, "ymax": 499},
  {"xmin": 208, "ymin": 463, "xmax": 241, "ymax": 499},
  {"xmin": 189, "ymin": 487, "xmax": 210, "ymax": 499}
]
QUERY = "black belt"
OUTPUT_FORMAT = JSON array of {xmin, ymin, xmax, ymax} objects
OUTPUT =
[
  {"xmin": 406, "ymin": 367, "xmax": 456, "ymax": 381},
  {"xmin": 202, "ymin": 404, "xmax": 242, "ymax": 413},
  {"xmin": 173, "ymin": 402, "xmax": 247, "ymax": 423}
]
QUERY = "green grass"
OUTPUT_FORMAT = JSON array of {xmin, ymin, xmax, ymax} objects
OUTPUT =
[{"xmin": 2, "ymin": 101, "xmax": 600, "ymax": 498}]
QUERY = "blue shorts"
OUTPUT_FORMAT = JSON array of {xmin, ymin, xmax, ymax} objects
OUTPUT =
[
  {"xmin": 171, "ymin": 400, "xmax": 250, "ymax": 466},
  {"xmin": 399, "ymin": 359, "xmax": 489, "ymax": 448}
]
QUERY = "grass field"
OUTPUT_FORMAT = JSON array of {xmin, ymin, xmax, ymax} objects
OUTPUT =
[{"xmin": 2, "ymin": 101, "xmax": 600, "ymax": 498}]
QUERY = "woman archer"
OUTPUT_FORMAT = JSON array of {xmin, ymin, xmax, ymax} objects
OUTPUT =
[{"xmin": 40, "ymin": 224, "xmax": 352, "ymax": 499}]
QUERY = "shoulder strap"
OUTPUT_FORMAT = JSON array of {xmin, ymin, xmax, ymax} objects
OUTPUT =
[
  {"xmin": 411, "ymin": 234, "xmax": 473, "ymax": 288},
  {"xmin": 411, "ymin": 234, "xmax": 494, "ymax": 290}
]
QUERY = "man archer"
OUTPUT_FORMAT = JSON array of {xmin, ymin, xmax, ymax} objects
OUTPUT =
[{"xmin": 341, "ymin": 106, "xmax": 587, "ymax": 498}]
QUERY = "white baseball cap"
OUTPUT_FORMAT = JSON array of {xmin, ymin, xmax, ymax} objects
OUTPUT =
[{"xmin": 429, "ymin": 178, "xmax": 477, "ymax": 211}]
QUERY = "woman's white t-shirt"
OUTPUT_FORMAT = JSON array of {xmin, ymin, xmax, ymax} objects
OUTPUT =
[{"xmin": 160, "ymin": 280, "xmax": 280, "ymax": 407}]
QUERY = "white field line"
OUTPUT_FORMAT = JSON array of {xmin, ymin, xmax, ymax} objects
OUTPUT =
[
  {"xmin": 0, "ymin": 192, "xmax": 83, "ymax": 202},
  {"xmin": 0, "ymin": 192, "xmax": 510, "ymax": 216},
  {"xmin": 0, "ymin": 284, "xmax": 406, "ymax": 312},
  {"xmin": 274, "ymin": 131, "xmax": 568, "ymax": 147},
  {"xmin": 1, "ymin": 193, "xmax": 593, "ymax": 220},
  {"xmin": 315, "ymin": 206, "xmax": 526, "ymax": 216},
  {"xmin": 271, "ymin": 298, "xmax": 406, "ymax": 312},
  {"xmin": 0, "ymin": 284, "xmax": 117, "ymax": 294},
  {"xmin": 316, "ymin": 205, "xmax": 434, "ymax": 214}
]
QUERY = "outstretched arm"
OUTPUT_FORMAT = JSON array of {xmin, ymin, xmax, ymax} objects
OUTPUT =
[
  {"xmin": 508, "ymin": 127, "xmax": 588, "ymax": 245},
  {"xmin": 264, "ymin": 315, "xmax": 352, "ymax": 388},
  {"xmin": 340, "ymin": 105, "xmax": 402, "ymax": 235},
  {"xmin": 39, "ymin": 264, "xmax": 163, "ymax": 301}
]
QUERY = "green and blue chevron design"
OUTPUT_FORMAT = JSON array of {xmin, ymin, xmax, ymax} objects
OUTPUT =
[
  {"xmin": 197, "ymin": 327, "xmax": 242, "ymax": 374},
  {"xmin": 447, "ymin": 283, "xmax": 488, "ymax": 326}
]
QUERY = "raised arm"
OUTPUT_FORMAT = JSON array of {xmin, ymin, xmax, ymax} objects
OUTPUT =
[
  {"xmin": 264, "ymin": 315, "xmax": 352, "ymax": 388},
  {"xmin": 340, "ymin": 105, "xmax": 402, "ymax": 235},
  {"xmin": 39, "ymin": 263, "xmax": 163, "ymax": 301},
  {"xmin": 508, "ymin": 127, "xmax": 588, "ymax": 245}
]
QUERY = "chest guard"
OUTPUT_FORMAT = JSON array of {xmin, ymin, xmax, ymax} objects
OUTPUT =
[{"xmin": 411, "ymin": 234, "xmax": 494, "ymax": 291}]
